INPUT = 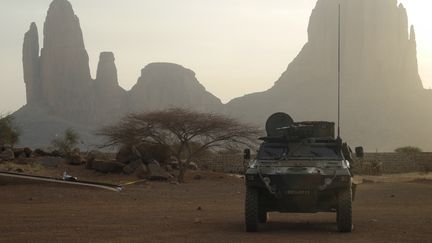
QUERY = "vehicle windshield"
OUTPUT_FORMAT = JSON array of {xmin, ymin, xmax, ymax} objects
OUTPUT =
[{"xmin": 257, "ymin": 143, "xmax": 341, "ymax": 160}]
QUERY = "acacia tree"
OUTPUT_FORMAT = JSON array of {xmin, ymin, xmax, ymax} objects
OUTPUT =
[{"xmin": 98, "ymin": 108, "xmax": 260, "ymax": 182}]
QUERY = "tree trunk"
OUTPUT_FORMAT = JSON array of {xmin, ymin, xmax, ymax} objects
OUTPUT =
[
  {"xmin": 178, "ymin": 166, "xmax": 187, "ymax": 183},
  {"xmin": 177, "ymin": 160, "xmax": 189, "ymax": 183}
]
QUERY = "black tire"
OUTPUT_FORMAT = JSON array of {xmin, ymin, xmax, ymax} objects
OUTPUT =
[
  {"xmin": 245, "ymin": 186, "xmax": 259, "ymax": 232},
  {"xmin": 258, "ymin": 209, "xmax": 268, "ymax": 224},
  {"xmin": 337, "ymin": 188, "xmax": 353, "ymax": 233}
]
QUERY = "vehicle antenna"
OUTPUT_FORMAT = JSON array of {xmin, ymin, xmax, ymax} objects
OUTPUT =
[{"xmin": 337, "ymin": 4, "xmax": 341, "ymax": 139}]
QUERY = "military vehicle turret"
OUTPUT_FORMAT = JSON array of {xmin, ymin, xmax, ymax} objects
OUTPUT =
[{"xmin": 243, "ymin": 112, "xmax": 363, "ymax": 232}]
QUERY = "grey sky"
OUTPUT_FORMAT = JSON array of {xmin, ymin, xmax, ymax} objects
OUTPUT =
[{"xmin": 0, "ymin": 0, "xmax": 431, "ymax": 113}]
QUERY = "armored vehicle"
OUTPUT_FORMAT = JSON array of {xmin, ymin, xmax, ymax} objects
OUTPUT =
[{"xmin": 244, "ymin": 112, "xmax": 363, "ymax": 232}]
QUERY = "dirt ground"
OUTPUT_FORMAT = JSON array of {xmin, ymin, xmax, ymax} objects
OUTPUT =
[{"xmin": 1, "ymin": 168, "xmax": 432, "ymax": 243}]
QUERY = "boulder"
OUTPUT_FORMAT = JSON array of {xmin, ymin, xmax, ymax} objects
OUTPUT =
[
  {"xmin": 67, "ymin": 151, "xmax": 84, "ymax": 165},
  {"xmin": 147, "ymin": 160, "xmax": 172, "ymax": 180},
  {"xmin": 23, "ymin": 22, "xmax": 41, "ymax": 104},
  {"xmin": 13, "ymin": 148, "xmax": 32, "ymax": 158},
  {"xmin": 32, "ymin": 148, "xmax": 52, "ymax": 157},
  {"xmin": 91, "ymin": 160, "xmax": 124, "ymax": 173},
  {"xmin": 24, "ymin": 147, "xmax": 32, "ymax": 157},
  {"xmin": 188, "ymin": 162, "xmax": 199, "ymax": 170},
  {"xmin": 51, "ymin": 150, "xmax": 62, "ymax": 157},
  {"xmin": 116, "ymin": 145, "xmax": 134, "ymax": 164},
  {"xmin": 136, "ymin": 163, "xmax": 150, "ymax": 179},
  {"xmin": 0, "ymin": 149, "xmax": 15, "ymax": 161},
  {"xmin": 168, "ymin": 160, "xmax": 180, "ymax": 170},
  {"xmin": 165, "ymin": 164, "xmax": 173, "ymax": 172},
  {"xmin": 123, "ymin": 159, "xmax": 144, "ymax": 175},
  {"xmin": 87, "ymin": 150, "xmax": 110, "ymax": 162}
]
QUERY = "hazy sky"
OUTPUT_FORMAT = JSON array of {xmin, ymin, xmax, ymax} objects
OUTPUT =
[{"xmin": 0, "ymin": 0, "xmax": 431, "ymax": 113}]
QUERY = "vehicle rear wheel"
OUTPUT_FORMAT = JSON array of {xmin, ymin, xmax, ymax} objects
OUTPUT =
[
  {"xmin": 245, "ymin": 186, "xmax": 259, "ymax": 232},
  {"xmin": 337, "ymin": 188, "xmax": 353, "ymax": 233}
]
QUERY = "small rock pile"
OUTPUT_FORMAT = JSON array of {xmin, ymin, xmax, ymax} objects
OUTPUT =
[
  {"xmin": 1, "ymin": 143, "xmax": 199, "ymax": 181},
  {"xmin": 0, "ymin": 147, "xmax": 33, "ymax": 162}
]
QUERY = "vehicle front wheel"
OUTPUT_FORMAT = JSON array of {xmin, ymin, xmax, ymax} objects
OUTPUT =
[
  {"xmin": 245, "ymin": 186, "xmax": 259, "ymax": 232},
  {"xmin": 337, "ymin": 188, "xmax": 353, "ymax": 233}
]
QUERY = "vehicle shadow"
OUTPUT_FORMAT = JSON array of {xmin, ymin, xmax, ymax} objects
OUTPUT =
[{"xmin": 221, "ymin": 220, "xmax": 338, "ymax": 234}]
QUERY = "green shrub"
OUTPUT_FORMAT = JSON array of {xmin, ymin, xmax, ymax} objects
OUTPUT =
[
  {"xmin": 0, "ymin": 114, "xmax": 20, "ymax": 148},
  {"xmin": 51, "ymin": 128, "xmax": 79, "ymax": 155}
]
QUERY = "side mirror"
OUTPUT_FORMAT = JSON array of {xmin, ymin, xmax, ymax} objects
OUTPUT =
[
  {"xmin": 355, "ymin": 146, "xmax": 364, "ymax": 158},
  {"xmin": 243, "ymin": 148, "xmax": 251, "ymax": 160}
]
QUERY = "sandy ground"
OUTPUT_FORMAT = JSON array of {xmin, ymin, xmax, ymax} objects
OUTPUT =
[{"xmin": 1, "ymin": 166, "xmax": 432, "ymax": 243}]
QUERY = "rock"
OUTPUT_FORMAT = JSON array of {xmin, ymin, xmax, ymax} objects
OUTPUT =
[
  {"xmin": 51, "ymin": 150, "xmax": 62, "ymax": 157},
  {"xmin": 188, "ymin": 162, "xmax": 199, "ymax": 170},
  {"xmin": 16, "ymin": 147, "xmax": 29, "ymax": 157},
  {"xmin": 165, "ymin": 164, "xmax": 173, "ymax": 172},
  {"xmin": 13, "ymin": 148, "xmax": 32, "ymax": 158},
  {"xmin": 128, "ymin": 63, "xmax": 222, "ymax": 113},
  {"xmin": 224, "ymin": 0, "xmax": 432, "ymax": 151},
  {"xmin": 91, "ymin": 160, "xmax": 124, "ymax": 173},
  {"xmin": 123, "ymin": 159, "xmax": 144, "ymax": 175},
  {"xmin": 93, "ymin": 52, "xmax": 126, "ymax": 123},
  {"xmin": 16, "ymin": 0, "xmax": 223, "ymax": 148},
  {"xmin": 116, "ymin": 145, "xmax": 134, "ymax": 164},
  {"xmin": 135, "ymin": 143, "xmax": 172, "ymax": 165},
  {"xmin": 85, "ymin": 150, "xmax": 107, "ymax": 169},
  {"xmin": 87, "ymin": 150, "xmax": 110, "ymax": 162},
  {"xmin": 32, "ymin": 149, "xmax": 51, "ymax": 157},
  {"xmin": 39, "ymin": 0, "xmax": 94, "ymax": 121},
  {"xmin": 12, "ymin": 0, "xmax": 432, "ymax": 152},
  {"xmin": 96, "ymin": 52, "xmax": 118, "ymax": 88},
  {"xmin": 136, "ymin": 164, "xmax": 150, "ymax": 179},
  {"xmin": 168, "ymin": 160, "xmax": 179, "ymax": 170},
  {"xmin": 147, "ymin": 160, "xmax": 171, "ymax": 181},
  {"xmin": 0, "ymin": 149, "xmax": 15, "ymax": 161},
  {"xmin": 23, "ymin": 22, "xmax": 41, "ymax": 104},
  {"xmin": 67, "ymin": 151, "xmax": 84, "ymax": 165},
  {"xmin": 24, "ymin": 147, "xmax": 32, "ymax": 157}
]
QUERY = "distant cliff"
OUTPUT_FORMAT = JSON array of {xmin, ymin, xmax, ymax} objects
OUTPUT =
[
  {"xmin": 15, "ymin": 0, "xmax": 222, "ymax": 148},
  {"xmin": 14, "ymin": 0, "xmax": 432, "ymax": 150},
  {"xmin": 226, "ymin": 0, "xmax": 432, "ymax": 151}
]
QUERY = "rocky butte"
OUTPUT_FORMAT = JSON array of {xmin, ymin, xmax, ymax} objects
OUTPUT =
[
  {"xmin": 13, "ymin": 0, "xmax": 432, "ymax": 151},
  {"xmin": 14, "ymin": 0, "xmax": 222, "ymax": 148},
  {"xmin": 226, "ymin": 0, "xmax": 432, "ymax": 151}
]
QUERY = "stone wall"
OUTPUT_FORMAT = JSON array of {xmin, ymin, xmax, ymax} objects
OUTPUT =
[{"xmin": 196, "ymin": 153, "xmax": 432, "ymax": 175}]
